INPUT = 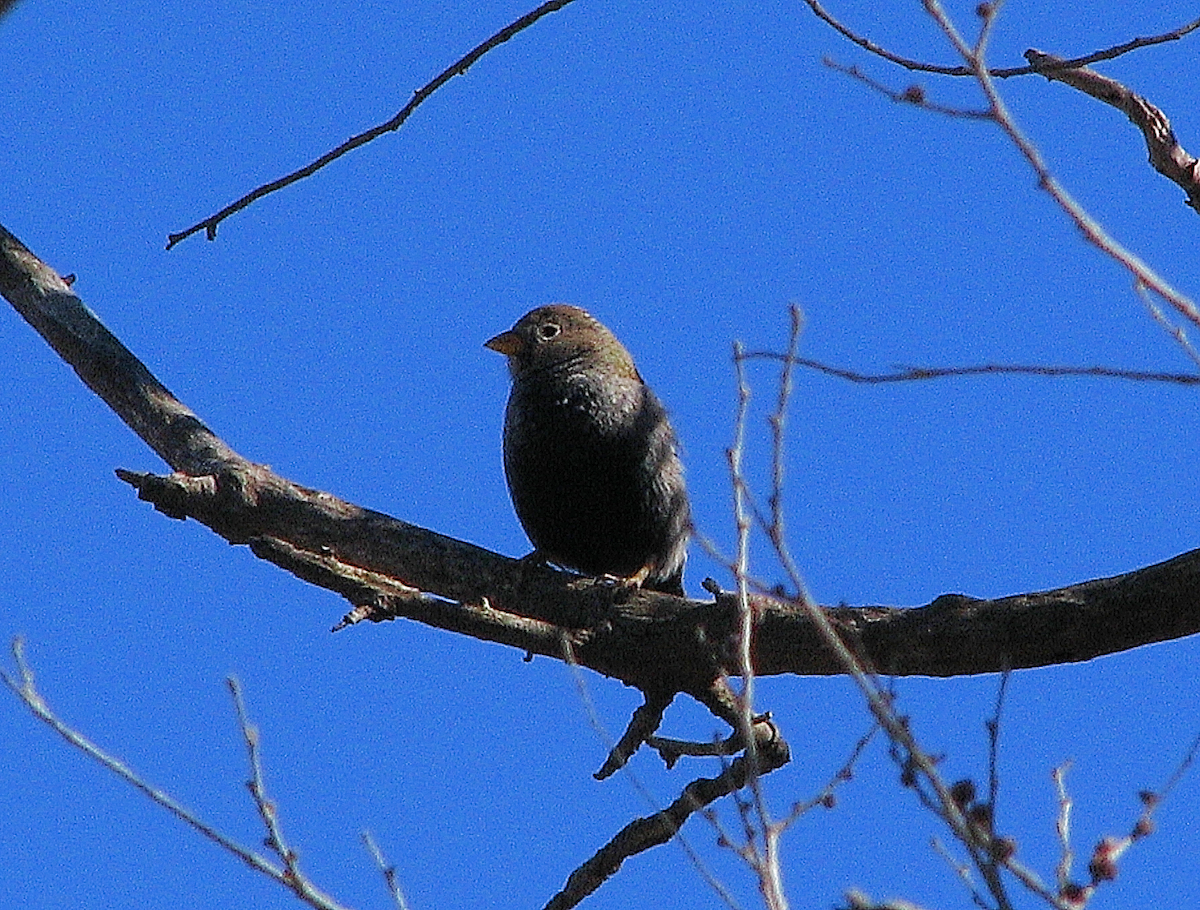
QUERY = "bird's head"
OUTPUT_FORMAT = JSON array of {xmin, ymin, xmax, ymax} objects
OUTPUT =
[{"xmin": 486, "ymin": 304, "xmax": 641, "ymax": 382}]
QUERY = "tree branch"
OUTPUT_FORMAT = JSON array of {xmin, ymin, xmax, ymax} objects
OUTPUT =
[
  {"xmin": 749, "ymin": 545, "xmax": 1200, "ymax": 676},
  {"xmin": 162, "ymin": 4, "xmax": 1200, "ymax": 248},
  {"xmin": 3, "ymin": 222, "xmax": 1199, "ymax": 700},
  {"xmin": 593, "ymin": 689, "xmax": 674, "ymax": 780},
  {"xmin": 918, "ymin": 1, "xmax": 1200, "ymax": 362},
  {"xmin": 1026, "ymin": 49, "xmax": 1200, "ymax": 213},
  {"xmin": 0, "ymin": 639, "xmax": 351, "ymax": 910},
  {"xmin": 744, "ymin": 354, "xmax": 1200, "ymax": 386},
  {"xmin": 802, "ymin": 1, "xmax": 1200, "ymax": 79},
  {"xmin": 0, "ymin": 226, "xmax": 238, "ymax": 473},
  {"xmin": 545, "ymin": 722, "xmax": 791, "ymax": 910},
  {"xmin": 166, "ymin": 0, "xmax": 578, "ymax": 248}
]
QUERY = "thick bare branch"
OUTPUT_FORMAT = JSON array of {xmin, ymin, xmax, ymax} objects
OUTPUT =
[
  {"xmin": 750, "ymin": 547, "xmax": 1200, "ymax": 676},
  {"xmin": 3, "ymin": 222, "xmax": 1199, "ymax": 700},
  {"xmin": 0, "ymin": 226, "xmax": 238, "ymax": 473}
]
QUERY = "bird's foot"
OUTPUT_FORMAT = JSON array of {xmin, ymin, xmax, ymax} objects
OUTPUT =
[{"xmin": 597, "ymin": 567, "xmax": 650, "ymax": 604}]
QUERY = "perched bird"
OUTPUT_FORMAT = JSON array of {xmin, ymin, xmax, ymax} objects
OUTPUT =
[{"xmin": 486, "ymin": 305, "xmax": 690, "ymax": 596}]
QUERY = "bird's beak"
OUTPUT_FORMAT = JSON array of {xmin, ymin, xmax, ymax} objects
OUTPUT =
[{"xmin": 485, "ymin": 330, "xmax": 523, "ymax": 357}]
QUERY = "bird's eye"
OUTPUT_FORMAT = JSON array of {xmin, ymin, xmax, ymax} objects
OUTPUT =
[{"xmin": 537, "ymin": 322, "xmax": 561, "ymax": 341}]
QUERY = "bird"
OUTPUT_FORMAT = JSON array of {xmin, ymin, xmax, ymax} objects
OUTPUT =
[{"xmin": 486, "ymin": 304, "xmax": 690, "ymax": 596}]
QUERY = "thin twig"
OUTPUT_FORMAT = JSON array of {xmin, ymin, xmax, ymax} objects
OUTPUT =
[
  {"xmin": 693, "ymin": 532, "xmax": 777, "ymax": 600},
  {"xmin": 842, "ymin": 891, "xmax": 936, "ymax": 910},
  {"xmin": 986, "ymin": 669, "xmax": 1010, "ymax": 826},
  {"xmin": 1022, "ymin": 16, "xmax": 1200, "ymax": 73},
  {"xmin": 803, "ymin": 0, "xmax": 1200, "ymax": 78},
  {"xmin": 972, "ymin": 0, "xmax": 1001, "ymax": 61},
  {"xmin": 929, "ymin": 837, "xmax": 988, "ymax": 910},
  {"xmin": 1156, "ymin": 728, "xmax": 1200, "ymax": 801},
  {"xmin": 920, "ymin": 0, "xmax": 1200, "ymax": 360},
  {"xmin": 725, "ymin": 341, "xmax": 791, "ymax": 910},
  {"xmin": 728, "ymin": 339, "xmax": 757, "ymax": 736},
  {"xmin": 1137, "ymin": 284, "xmax": 1200, "ymax": 369},
  {"xmin": 1053, "ymin": 763, "xmax": 1075, "ymax": 892},
  {"xmin": 823, "ymin": 59, "xmax": 993, "ymax": 119},
  {"xmin": 765, "ymin": 306, "xmax": 809, "ymax": 599},
  {"xmin": 782, "ymin": 724, "xmax": 878, "ymax": 826},
  {"xmin": 363, "ymin": 831, "xmax": 412, "ymax": 910},
  {"xmin": 227, "ymin": 677, "xmax": 348, "ymax": 909},
  {"xmin": 557, "ymin": 637, "xmax": 742, "ymax": 910},
  {"xmin": 1, "ymin": 639, "xmax": 350, "ymax": 910},
  {"xmin": 756, "ymin": 321, "xmax": 797, "ymax": 910},
  {"xmin": 1053, "ymin": 731, "xmax": 1200, "ymax": 906},
  {"xmin": 742, "ymin": 353, "xmax": 1200, "ymax": 386},
  {"xmin": 167, "ymin": 0, "xmax": 578, "ymax": 247}
]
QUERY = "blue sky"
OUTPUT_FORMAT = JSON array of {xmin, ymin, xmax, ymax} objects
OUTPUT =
[{"xmin": 3, "ymin": 2, "xmax": 1199, "ymax": 908}]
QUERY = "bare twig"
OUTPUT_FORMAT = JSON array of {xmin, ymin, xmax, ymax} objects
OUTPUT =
[
  {"xmin": 544, "ymin": 722, "xmax": 789, "ymax": 910},
  {"xmin": 166, "ymin": 0, "xmax": 578, "ymax": 247},
  {"xmin": 1156, "ymin": 729, "xmax": 1200, "ymax": 800},
  {"xmin": 764, "ymin": 306, "xmax": 809, "ymax": 599},
  {"xmin": 726, "ymin": 338, "xmax": 790, "ymax": 910},
  {"xmin": 227, "ymin": 677, "xmax": 325, "ymax": 902},
  {"xmin": 929, "ymin": 837, "xmax": 988, "ymax": 910},
  {"xmin": 558, "ymin": 637, "xmax": 742, "ymax": 910},
  {"xmin": 985, "ymin": 670, "xmax": 1010, "ymax": 831},
  {"xmin": 803, "ymin": 0, "xmax": 1200, "ymax": 78},
  {"xmin": 1051, "ymin": 731, "xmax": 1200, "ymax": 906},
  {"xmin": 746, "ymin": 309, "xmax": 813, "ymax": 910},
  {"xmin": 728, "ymin": 339, "xmax": 757, "ymax": 728},
  {"xmin": 1137, "ymin": 284, "xmax": 1200, "ymax": 368},
  {"xmin": 742, "ymin": 353, "xmax": 1200, "ymax": 386},
  {"xmin": 362, "ymin": 831, "xmax": 412, "ymax": 910},
  {"xmin": 919, "ymin": 0, "xmax": 1200, "ymax": 360},
  {"xmin": 823, "ymin": 58, "xmax": 993, "ymax": 119},
  {"xmin": 716, "ymin": 313, "xmax": 879, "ymax": 910},
  {"xmin": 781, "ymin": 723, "xmax": 878, "ymax": 826},
  {"xmin": 593, "ymin": 689, "xmax": 674, "ymax": 780},
  {"xmin": 1021, "ymin": 16, "xmax": 1200, "ymax": 73},
  {"xmin": 1, "ymin": 639, "xmax": 350, "ymax": 910},
  {"xmin": 843, "ymin": 891, "xmax": 935, "ymax": 910},
  {"xmin": 1053, "ymin": 763, "xmax": 1075, "ymax": 893},
  {"xmin": 648, "ymin": 731, "xmax": 740, "ymax": 762},
  {"xmin": 1026, "ymin": 50, "xmax": 1200, "ymax": 213}
]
